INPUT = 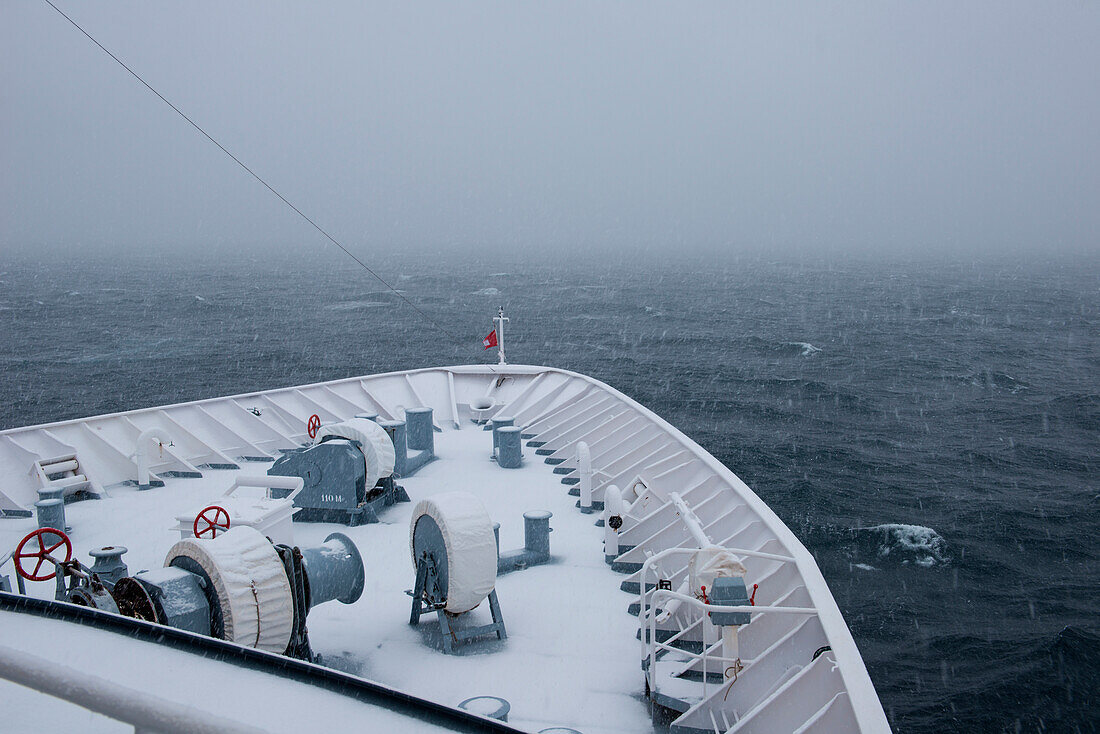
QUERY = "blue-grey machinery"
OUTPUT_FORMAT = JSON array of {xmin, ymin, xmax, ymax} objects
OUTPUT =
[
  {"xmin": 267, "ymin": 414, "xmax": 437, "ymax": 526},
  {"xmin": 9, "ymin": 524, "xmax": 364, "ymax": 662}
]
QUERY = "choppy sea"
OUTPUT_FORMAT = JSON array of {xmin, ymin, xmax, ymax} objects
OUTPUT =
[{"xmin": 1, "ymin": 249, "xmax": 1097, "ymax": 733}]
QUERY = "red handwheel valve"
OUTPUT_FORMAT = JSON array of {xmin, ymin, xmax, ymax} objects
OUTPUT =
[
  {"xmin": 306, "ymin": 414, "xmax": 321, "ymax": 440},
  {"xmin": 750, "ymin": 583, "xmax": 759, "ymax": 606},
  {"xmin": 193, "ymin": 505, "xmax": 231, "ymax": 539},
  {"xmin": 13, "ymin": 527, "xmax": 72, "ymax": 581}
]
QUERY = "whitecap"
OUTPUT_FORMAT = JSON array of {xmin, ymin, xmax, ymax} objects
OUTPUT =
[
  {"xmin": 852, "ymin": 563, "xmax": 880, "ymax": 572},
  {"xmin": 473, "ymin": 287, "xmax": 500, "ymax": 296},
  {"xmin": 194, "ymin": 295, "xmax": 206, "ymax": 301},
  {"xmin": 868, "ymin": 523, "xmax": 949, "ymax": 567},
  {"xmin": 787, "ymin": 342, "xmax": 821, "ymax": 356},
  {"xmin": 324, "ymin": 301, "xmax": 388, "ymax": 311}
]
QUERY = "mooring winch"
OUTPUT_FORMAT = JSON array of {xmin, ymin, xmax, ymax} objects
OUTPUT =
[
  {"xmin": 268, "ymin": 417, "xmax": 411, "ymax": 526},
  {"xmin": 9, "ymin": 524, "xmax": 364, "ymax": 662},
  {"xmin": 408, "ymin": 492, "xmax": 507, "ymax": 654}
]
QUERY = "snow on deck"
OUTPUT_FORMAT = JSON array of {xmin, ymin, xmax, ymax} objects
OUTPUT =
[{"xmin": 0, "ymin": 425, "xmax": 656, "ymax": 734}]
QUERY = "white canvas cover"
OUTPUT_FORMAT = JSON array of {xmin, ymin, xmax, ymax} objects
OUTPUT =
[
  {"xmin": 315, "ymin": 418, "xmax": 396, "ymax": 488},
  {"xmin": 688, "ymin": 545, "xmax": 747, "ymax": 600},
  {"xmin": 167, "ymin": 526, "xmax": 294, "ymax": 653},
  {"xmin": 409, "ymin": 492, "xmax": 497, "ymax": 613}
]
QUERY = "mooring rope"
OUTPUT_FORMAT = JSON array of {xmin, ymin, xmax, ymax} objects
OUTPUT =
[{"xmin": 40, "ymin": 0, "xmax": 467, "ymax": 347}]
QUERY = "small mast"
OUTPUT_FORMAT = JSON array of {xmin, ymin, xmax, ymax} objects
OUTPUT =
[{"xmin": 494, "ymin": 307, "xmax": 509, "ymax": 365}]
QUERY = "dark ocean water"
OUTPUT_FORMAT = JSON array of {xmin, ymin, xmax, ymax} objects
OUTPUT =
[{"xmin": 1, "ymin": 250, "xmax": 1097, "ymax": 733}]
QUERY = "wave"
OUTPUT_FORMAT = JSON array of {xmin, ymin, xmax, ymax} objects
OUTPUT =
[
  {"xmin": 745, "ymin": 337, "xmax": 823, "ymax": 357},
  {"xmin": 862, "ymin": 523, "xmax": 950, "ymax": 567},
  {"xmin": 787, "ymin": 341, "xmax": 822, "ymax": 356},
  {"xmin": 324, "ymin": 301, "xmax": 388, "ymax": 311},
  {"xmin": 473, "ymin": 287, "xmax": 500, "ymax": 296}
]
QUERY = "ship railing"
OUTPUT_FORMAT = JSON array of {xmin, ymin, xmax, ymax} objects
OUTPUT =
[
  {"xmin": 0, "ymin": 644, "xmax": 263, "ymax": 734},
  {"xmin": 638, "ymin": 548, "xmax": 817, "ymax": 708}
]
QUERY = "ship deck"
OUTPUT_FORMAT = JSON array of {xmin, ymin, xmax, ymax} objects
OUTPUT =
[{"xmin": 0, "ymin": 365, "xmax": 890, "ymax": 733}]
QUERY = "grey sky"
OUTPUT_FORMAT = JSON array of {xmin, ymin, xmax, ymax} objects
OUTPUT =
[{"xmin": 2, "ymin": 1, "xmax": 1098, "ymax": 258}]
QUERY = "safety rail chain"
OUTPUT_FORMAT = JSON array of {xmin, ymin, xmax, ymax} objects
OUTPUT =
[
  {"xmin": 0, "ymin": 592, "xmax": 525, "ymax": 734},
  {"xmin": 637, "ymin": 548, "xmax": 817, "ymax": 712}
]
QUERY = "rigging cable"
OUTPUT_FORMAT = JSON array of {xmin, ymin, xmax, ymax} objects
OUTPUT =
[{"xmin": 40, "ymin": 0, "xmax": 465, "ymax": 345}]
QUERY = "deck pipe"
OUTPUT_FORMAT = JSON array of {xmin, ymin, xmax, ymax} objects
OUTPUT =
[
  {"xmin": 378, "ymin": 420, "xmax": 408, "ymax": 476},
  {"xmin": 381, "ymin": 413, "xmax": 435, "ymax": 478},
  {"xmin": 37, "ymin": 487, "xmax": 64, "ymax": 503},
  {"xmin": 405, "ymin": 408, "xmax": 435, "ymax": 453},
  {"xmin": 136, "ymin": 427, "xmax": 171, "ymax": 490},
  {"xmin": 35, "ymin": 499, "xmax": 66, "ymax": 534},
  {"xmin": 497, "ymin": 511, "xmax": 552, "ymax": 573},
  {"xmin": 300, "ymin": 532, "xmax": 365, "ymax": 608},
  {"xmin": 603, "ymin": 485, "xmax": 624, "ymax": 564},
  {"xmin": 576, "ymin": 442, "xmax": 594, "ymax": 513},
  {"xmin": 496, "ymin": 426, "xmax": 523, "ymax": 469},
  {"xmin": 490, "ymin": 415, "xmax": 514, "ymax": 459}
]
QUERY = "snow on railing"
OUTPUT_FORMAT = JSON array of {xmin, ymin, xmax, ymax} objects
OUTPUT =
[{"xmin": 0, "ymin": 645, "xmax": 264, "ymax": 734}]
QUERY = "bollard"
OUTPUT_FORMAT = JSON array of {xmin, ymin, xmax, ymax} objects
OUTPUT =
[
  {"xmin": 378, "ymin": 420, "xmax": 408, "ymax": 477},
  {"xmin": 88, "ymin": 546, "xmax": 129, "ymax": 585},
  {"xmin": 498, "ymin": 512, "xmax": 553, "ymax": 573},
  {"xmin": 496, "ymin": 426, "xmax": 523, "ymax": 469},
  {"xmin": 577, "ymin": 442, "xmax": 593, "ymax": 513},
  {"xmin": 523, "ymin": 511, "xmax": 552, "ymax": 563},
  {"xmin": 35, "ymin": 499, "xmax": 66, "ymax": 534},
  {"xmin": 603, "ymin": 485, "xmax": 623, "ymax": 564},
  {"xmin": 405, "ymin": 408, "xmax": 435, "ymax": 453},
  {"xmin": 490, "ymin": 415, "xmax": 515, "ymax": 459}
]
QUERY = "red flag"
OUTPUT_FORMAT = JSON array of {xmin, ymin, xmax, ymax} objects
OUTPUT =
[{"xmin": 482, "ymin": 329, "xmax": 498, "ymax": 350}]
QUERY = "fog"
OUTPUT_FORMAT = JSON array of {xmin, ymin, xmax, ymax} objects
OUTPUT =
[{"xmin": 2, "ymin": 1, "xmax": 1098, "ymax": 259}]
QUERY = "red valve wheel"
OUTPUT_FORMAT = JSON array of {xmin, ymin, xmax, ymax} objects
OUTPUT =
[
  {"xmin": 13, "ymin": 527, "xmax": 72, "ymax": 581},
  {"xmin": 193, "ymin": 505, "xmax": 231, "ymax": 539},
  {"xmin": 307, "ymin": 413, "xmax": 321, "ymax": 439}
]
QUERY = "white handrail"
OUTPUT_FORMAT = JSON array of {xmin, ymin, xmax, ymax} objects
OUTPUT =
[
  {"xmin": 638, "ymin": 547, "xmax": 818, "ymax": 706},
  {"xmin": 222, "ymin": 474, "xmax": 304, "ymax": 503},
  {"xmin": 644, "ymin": 590, "xmax": 817, "ymax": 704},
  {"xmin": 0, "ymin": 644, "xmax": 264, "ymax": 734}
]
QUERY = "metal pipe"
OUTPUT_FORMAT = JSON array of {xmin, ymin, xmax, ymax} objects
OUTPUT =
[
  {"xmin": 668, "ymin": 492, "xmax": 712, "ymax": 547},
  {"xmin": 603, "ymin": 484, "xmax": 623, "ymax": 563},
  {"xmin": 576, "ymin": 442, "xmax": 593, "ymax": 513},
  {"xmin": 0, "ymin": 645, "xmax": 264, "ymax": 734},
  {"xmin": 405, "ymin": 407, "xmax": 435, "ymax": 452},
  {"xmin": 135, "ymin": 428, "xmax": 171, "ymax": 490},
  {"xmin": 223, "ymin": 474, "xmax": 304, "ymax": 501}
]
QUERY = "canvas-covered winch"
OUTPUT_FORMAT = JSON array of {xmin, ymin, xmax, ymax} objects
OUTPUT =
[
  {"xmin": 408, "ymin": 492, "xmax": 507, "ymax": 654},
  {"xmin": 267, "ymin": 416, "xmax": 418, "ymax": 526},
  {"xmin": 407, "ymin": 491, "xmax": 555, "ymax": 654},
  {"xmin": 9, "ymin": 523, "xmax": 364, "ymax": 662}
]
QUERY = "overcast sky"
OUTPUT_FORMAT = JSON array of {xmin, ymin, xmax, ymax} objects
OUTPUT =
[{"xmin": 2, "ymin": 1, "xmax": 1098, "ymax": 258}]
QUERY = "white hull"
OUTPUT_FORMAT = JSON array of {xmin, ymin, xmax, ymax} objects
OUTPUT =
[{"xmin": 0, "ymin": 365, "xmax": 890, "ymax": 733}]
